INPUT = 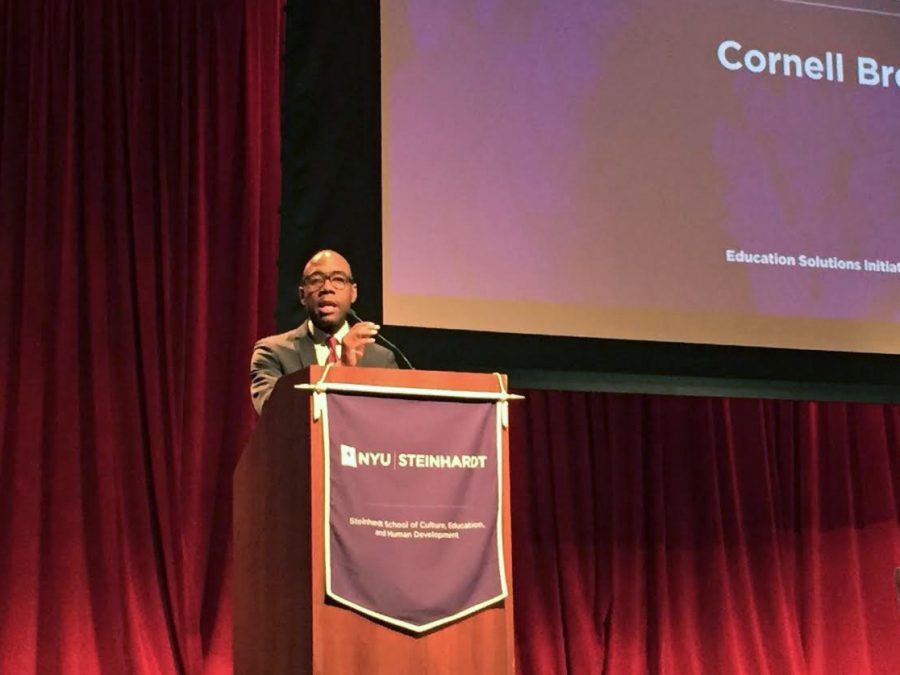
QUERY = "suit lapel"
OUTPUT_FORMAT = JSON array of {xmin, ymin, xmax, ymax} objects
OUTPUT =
[
  {"xmin": 359, "ymin": 344, "xmax": 389, "ymax": 367},
  {"xmin": 358, "ymin": 346, "xmax": 378, "ymax": 367},
  {"xmin": 291, "ymin": 323, "xmax": 318, "ymax": 369}
]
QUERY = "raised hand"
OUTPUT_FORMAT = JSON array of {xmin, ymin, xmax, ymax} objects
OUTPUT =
[{"xmin": 340, "ymin": 321, "xmax": 379, "ymax": 366}]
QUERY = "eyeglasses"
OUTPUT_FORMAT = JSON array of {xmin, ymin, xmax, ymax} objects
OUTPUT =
[{"xmin": 301, "ymin": 272, "xmax": 354, "ymax": 291}]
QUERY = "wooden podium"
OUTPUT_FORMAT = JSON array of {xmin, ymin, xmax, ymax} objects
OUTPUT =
[{"xmin": 233, "ymin": 366, "xmax": 515, "ymax": 674}]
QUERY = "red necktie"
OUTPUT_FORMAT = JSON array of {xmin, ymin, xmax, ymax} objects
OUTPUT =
[{"xmin": 326, "ymin": 336, "xmax": 339, "ymax": 364}]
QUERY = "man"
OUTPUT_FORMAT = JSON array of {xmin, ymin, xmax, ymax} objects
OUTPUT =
[{"xmin": 250, "ymin": 250, "xmax": 397, "ymax": 414}]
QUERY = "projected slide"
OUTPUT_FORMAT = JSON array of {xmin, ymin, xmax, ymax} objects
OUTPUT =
[{"xmin": 381, "ymin": 0, "xmax": 900, "ymax": 352}]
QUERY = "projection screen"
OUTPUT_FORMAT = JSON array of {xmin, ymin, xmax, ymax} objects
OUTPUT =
[{"xmin": 381, "ymin": 0, "xmax": 900, "ymax": 353}]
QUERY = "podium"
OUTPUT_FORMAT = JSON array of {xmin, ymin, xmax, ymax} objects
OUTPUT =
[{"xmin": 233, "ymin": 366, "xmax": 515, "ymax": 674}]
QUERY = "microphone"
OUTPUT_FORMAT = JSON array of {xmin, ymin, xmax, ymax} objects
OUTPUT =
[{"xmin": 347, "ymin": 308, "xmax": 415, "ymax": 369}]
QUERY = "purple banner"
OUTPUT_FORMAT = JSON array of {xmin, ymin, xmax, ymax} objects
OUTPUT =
[{"xmin": 323, "ymin": 393, "xmax": 506, "ymax": 632}]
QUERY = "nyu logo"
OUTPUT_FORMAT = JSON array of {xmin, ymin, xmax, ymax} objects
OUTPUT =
[
  {"xmin": 340, "ymin": 444, "xmax": 357, "ymax": 467},
  {"xmin": 340, "ymin": 444, "xmax": 392, "ymax": 468}
]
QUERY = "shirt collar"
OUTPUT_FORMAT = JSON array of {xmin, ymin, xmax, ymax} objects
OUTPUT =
[{"xmin": 307, "ymin": 319, "xmax": 350, "ymax": 344}]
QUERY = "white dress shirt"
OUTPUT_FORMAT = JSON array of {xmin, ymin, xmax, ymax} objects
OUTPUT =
[{"xmin": 307, "ymin": 319, "xmax": 350, "ymax": 365}]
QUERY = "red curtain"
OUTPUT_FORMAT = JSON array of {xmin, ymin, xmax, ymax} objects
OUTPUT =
[
  {"xmin": 510, "ymin": 391, "xmax": 900, "ymax": 674},
  {"xmin": 0, "ymin": 1, "xmax": 282, "ymax": 672}
]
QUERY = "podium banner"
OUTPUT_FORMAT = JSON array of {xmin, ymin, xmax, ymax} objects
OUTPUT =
[{"xmin": 322, "ymin": 393, "xmax": 507, "ymax": 632}]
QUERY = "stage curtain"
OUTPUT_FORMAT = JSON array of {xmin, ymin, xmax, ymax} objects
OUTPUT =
[
  {"xmin": 0, "ymin": 1, "xmax": 282, "ymax": 672},
  {"xmin": 510, "ymin": 390, "xmax": 900, "ymax": 674}
]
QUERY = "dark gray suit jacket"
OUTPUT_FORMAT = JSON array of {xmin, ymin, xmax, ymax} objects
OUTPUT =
[{"xmin": 250, "ymin": 322, "xmax": 398, "ymax": 414}]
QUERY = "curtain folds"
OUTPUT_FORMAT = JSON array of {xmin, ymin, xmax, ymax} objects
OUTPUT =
[
  {"xmin": 510, "ymin": 392, "xmax": 900, "ymax": 674},
  {"xmin": 0, "ymin": 1, "xmax": 282, "ymax": 672}
]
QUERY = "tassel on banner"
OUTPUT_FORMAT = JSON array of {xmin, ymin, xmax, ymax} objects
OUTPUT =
[
  {"xmin": 493, "ymin": 372, "xmax": 510, "ymax": 429},
  {"xmin": 313, "ymin": 363, "xmax": 336, "ymax": 421}
]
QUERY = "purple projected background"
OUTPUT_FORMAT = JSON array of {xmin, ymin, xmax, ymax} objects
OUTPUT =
[{"xmin": 382, "ymin": 0, "xmax": 900, "ymax": 350}]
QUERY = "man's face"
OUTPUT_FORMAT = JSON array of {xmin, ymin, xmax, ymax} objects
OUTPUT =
[{"xmin": 299, "ymin": 252, "xmax": 358, "ymax": 333}]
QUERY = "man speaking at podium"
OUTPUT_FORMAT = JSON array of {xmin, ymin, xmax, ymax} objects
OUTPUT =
[{"xmin": 250, "ymin": 249, "xmax": 397, "ymax": 414}]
